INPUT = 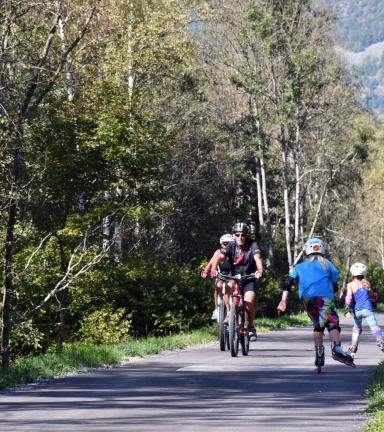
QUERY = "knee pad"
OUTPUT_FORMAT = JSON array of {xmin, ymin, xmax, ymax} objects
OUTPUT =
[
  {"xmin": 328, "ymin": 325, "xmax": 341, "ymax": 334},
  {"xmin": 314, "ymin": 325, "xmax": 325, "ymax": 334},
  {"xmin": 352, "ymin": 327, "xmax": 362, "ymax": 334}
]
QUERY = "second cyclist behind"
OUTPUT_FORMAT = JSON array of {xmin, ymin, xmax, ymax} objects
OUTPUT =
[
  {"xmin": 201, "ymin": 233, "xmax": 234, "ymax": 321},
  {"xmin": 210, "ymin": 222, "xmax": 264, "ymax": 341}
]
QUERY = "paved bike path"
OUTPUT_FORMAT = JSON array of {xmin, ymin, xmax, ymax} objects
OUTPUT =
[{"xmin": 0, "ymin": 315, "xmax": 383, "ymax": 431}]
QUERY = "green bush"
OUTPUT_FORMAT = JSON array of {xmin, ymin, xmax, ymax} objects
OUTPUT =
[{"xmin": 78, "ymin": 305, "xmax": 132, "ymax": 345}]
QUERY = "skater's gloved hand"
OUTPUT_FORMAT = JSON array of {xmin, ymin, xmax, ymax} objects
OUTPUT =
[
  {"xmin": 344, "ymin": 305, "xmax": 351, "ymax": 318},
  {"xmin": 332, "ymin": 282, "xmax": 339, "ymax": 293},
  {"xmin": 371, "ymin": 292, "xmax": 378, "ymax": 310}
]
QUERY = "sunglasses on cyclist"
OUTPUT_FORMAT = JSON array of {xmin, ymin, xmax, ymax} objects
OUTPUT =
[{"xmin": 234, "ymin": 233, "xmax": 246, "ymax": 238}]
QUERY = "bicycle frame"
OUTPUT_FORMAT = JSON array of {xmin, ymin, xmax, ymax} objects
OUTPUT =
[{"xmin": 230, "ymin": 282, "xmax": 245, "ymax": 335}]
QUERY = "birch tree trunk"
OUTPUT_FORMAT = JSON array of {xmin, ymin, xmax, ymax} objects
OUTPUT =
[
  {"xmin": 58, "ymin": 15, "xmax": 74, "ymax": 102},
  {"xmin": 255, "ymin": 158, "xmax": 268, "ymax": 262},
  {"xmin": 293, "ymin": 148, "xmax": 301, "ymax": 261},
  {"xmin": 339, "ymin": 245, "xmax": 352, "ymax": 300},
  {"xmin": 259, "ymin": 155, "xmax": 275, "ymax": 267},
  {"xmin": 281, "ymin": 125, "xmax": 293, "ymax": 271},
  {"xmin": 249, "ymin": 96, "xmax": 274, "ymax": 266},
  {"xmin": 57, "ymin": 239, "xmax": 67, "ymax": 353}
]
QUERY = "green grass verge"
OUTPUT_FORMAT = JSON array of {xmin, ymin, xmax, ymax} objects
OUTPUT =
[
  {"xmin": 361, "ymin": 306, "xmax": 384, "ymax": 431},
  {"xmin": 364, "ymin": 360, "xmax": 384, "ymax": 431},
  {"xmin": 0, "ymin": 312, "xmax": 312, "ymax": 391}
]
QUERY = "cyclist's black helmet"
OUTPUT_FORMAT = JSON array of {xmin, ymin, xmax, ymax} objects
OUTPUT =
[{"xmin": 232, "ymin": 222, "xmax": 249, "ymax": 233}]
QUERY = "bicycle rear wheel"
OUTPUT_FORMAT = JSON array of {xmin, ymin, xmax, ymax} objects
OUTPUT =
[
  {"xmin": 219, "ymin": 296, "xmax": 226, "ymax": 351},
  {"xmin": 229, "ymin": 301, "xmax": 239, "ymax": 357}
]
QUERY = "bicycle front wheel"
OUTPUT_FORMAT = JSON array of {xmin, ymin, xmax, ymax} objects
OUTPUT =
[
  {"xmin": 219, "ymin": 296, "xmax": 226, "ymax": 351},
  {"xmin": 229, "ymin": 301, "xmax": 239, "ymax": 357},
  {"xmin": 241, "ymin": 310, "xmax": 249, "ymax": 356}
]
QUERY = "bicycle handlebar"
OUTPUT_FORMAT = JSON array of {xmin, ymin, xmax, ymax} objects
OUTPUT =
[{"xmin": 212, "ymin": 273, "xmax": 256, "ymax": 281}]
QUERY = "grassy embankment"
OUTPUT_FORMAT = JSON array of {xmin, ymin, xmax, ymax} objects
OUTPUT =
[
  {"xmin": 362, "ymin": 304, "xmax": 384, "ymax": 431},
  {"xmin": 0, "ymin": 312, "xmax": 311, "ymax": 391}
]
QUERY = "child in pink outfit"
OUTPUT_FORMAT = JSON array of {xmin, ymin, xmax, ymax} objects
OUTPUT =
[{"xmin": 344, "ymin": 262, "xmax": 384, "ymax": 358}]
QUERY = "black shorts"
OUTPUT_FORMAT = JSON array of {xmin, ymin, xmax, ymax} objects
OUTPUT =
[
  {"xmin": 241, "ymin": 280, "xmax": 256, "ymax": 294},
  {"xmin": 217, "ymin": 272, "xmax": 230, "ymax": 281}
]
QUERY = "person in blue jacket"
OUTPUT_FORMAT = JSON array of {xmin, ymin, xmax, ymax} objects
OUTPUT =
[{"xmin": 277, "ymin": 238, "xmax": 355, "ymax": 369}]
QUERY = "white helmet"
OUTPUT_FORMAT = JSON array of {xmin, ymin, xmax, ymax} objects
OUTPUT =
[
  {"xmin": 305, "ymin": 238, "xmax": 325, "ymax": 255},
  {"xmin": 350, "ymin": 262, "xmax": 367, "ymax": 276},
  {"xmin": 220, "ymin": 233, "xmax": 234, "ymax": 244}
]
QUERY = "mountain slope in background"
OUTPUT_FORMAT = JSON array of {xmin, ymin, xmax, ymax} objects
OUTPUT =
[
  {"xmin": 334, "ymin": 0, "xmax": 384, "ymax": 52},
  {"xmin": 331, "ymin": 0, "xmax": 384, "ymax": 113}
]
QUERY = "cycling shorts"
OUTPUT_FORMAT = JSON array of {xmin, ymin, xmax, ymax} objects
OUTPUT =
[
  {"xmin": 241, "ymin": 280, "xmax": 256, "ymax": 294},
  {"xmin": 217, "ymin": 272, "xmax": 230, "ymax": 282}
]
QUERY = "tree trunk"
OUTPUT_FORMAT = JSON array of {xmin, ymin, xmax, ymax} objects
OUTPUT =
[
  {"xmin": 339, "ymin": 245, "xmax": 352, "ymax": 300},
  {"xmin": 58, "ymin": 15, "xmax": 74, "ymax": 102},
  {"xmin": 249, "ymin": 94, "xmax": 274, "ymax": 267},
  {"xmin": 255, "ymin": 158, "xmax": 268, "ymax": 264},
  {"xmin": 57, "ymin": 239, "xmax": 67, "ymax": 353},
  {"xmin": 293, "ymin": 148, "xmax": 300, "ymax": 261},
  {"xmin": 260, "ymin": 152, "xmax": 275, "ymax": 267},
  {"xmin": 281, "ymin": 125, "xmax": 293, "ymax": 271},
  {"xmin": 2, "ymin": 127, "xmax": 23, "ymax": 369}
]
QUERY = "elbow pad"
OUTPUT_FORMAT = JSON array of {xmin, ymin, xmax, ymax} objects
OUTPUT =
[
  {"xmin": 332, "ymin": 282, "xmax": 339, "ymax": 293},
  {"xmin": 282, "ymin": 276, "xmax": 295, "ymax": 292}
]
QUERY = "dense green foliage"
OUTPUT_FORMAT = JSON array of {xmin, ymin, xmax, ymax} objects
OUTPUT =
[{"xmin": 0, "ymin": 0, "xmax": 383, "ymax": 370}]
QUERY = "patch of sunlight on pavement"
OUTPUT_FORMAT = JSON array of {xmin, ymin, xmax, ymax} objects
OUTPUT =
[{"xmin": 177, "ymin": 365, "xmax": 315, "ymax": 372}]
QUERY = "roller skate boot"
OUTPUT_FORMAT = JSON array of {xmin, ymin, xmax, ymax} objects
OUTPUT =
[
  {"xmin": 314, "ymin": 345, "xmax": 325, "ymax": 373},
  {"xmin": 347, "ymin": 344, "xmax": 358, "ymax": 359},
  {"xmin": 377, "ymin": 339, "xmax": 384, "ymax": 353},
  {"xmin": 332, "ymin": 342, "xmax": 356, "ymax": 367}
]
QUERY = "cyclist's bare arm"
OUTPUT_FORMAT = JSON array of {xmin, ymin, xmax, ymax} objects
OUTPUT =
[
  {"xmin": 254, "ymin": 254, "xmax": 263, "ymax": 279},
  {"xmin": 211, "ymin": 251, "xmax": 226, "ymax": 275},
  {"xmin": 202, "ymin": 250, "xmax": 222, "ymax": 277}
]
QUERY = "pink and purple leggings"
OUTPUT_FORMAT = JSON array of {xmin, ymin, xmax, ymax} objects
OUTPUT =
[{"xmin": 351, "ymin": 308, "xmax": 382, "ymax": 346}]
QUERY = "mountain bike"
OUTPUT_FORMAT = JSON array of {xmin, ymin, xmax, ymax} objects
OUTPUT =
[{"xmin": 228, "ymin": 274, "xmax": 256, "ymax": 357}]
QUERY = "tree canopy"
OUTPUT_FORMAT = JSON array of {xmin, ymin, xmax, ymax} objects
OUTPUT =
[{"xmin": 0, "ymin": 0, "xmax": 383, "ymax": 367}]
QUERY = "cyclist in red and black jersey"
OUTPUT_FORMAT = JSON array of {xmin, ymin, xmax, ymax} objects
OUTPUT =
[{"xmin": 210, "ymin": 223, "xmax": 264, "ymax": 341}]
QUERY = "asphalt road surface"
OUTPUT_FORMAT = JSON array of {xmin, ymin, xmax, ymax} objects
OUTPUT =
[{"xmin": 1, "ymin": 315, "xmax": 383, "ymax": 432}]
